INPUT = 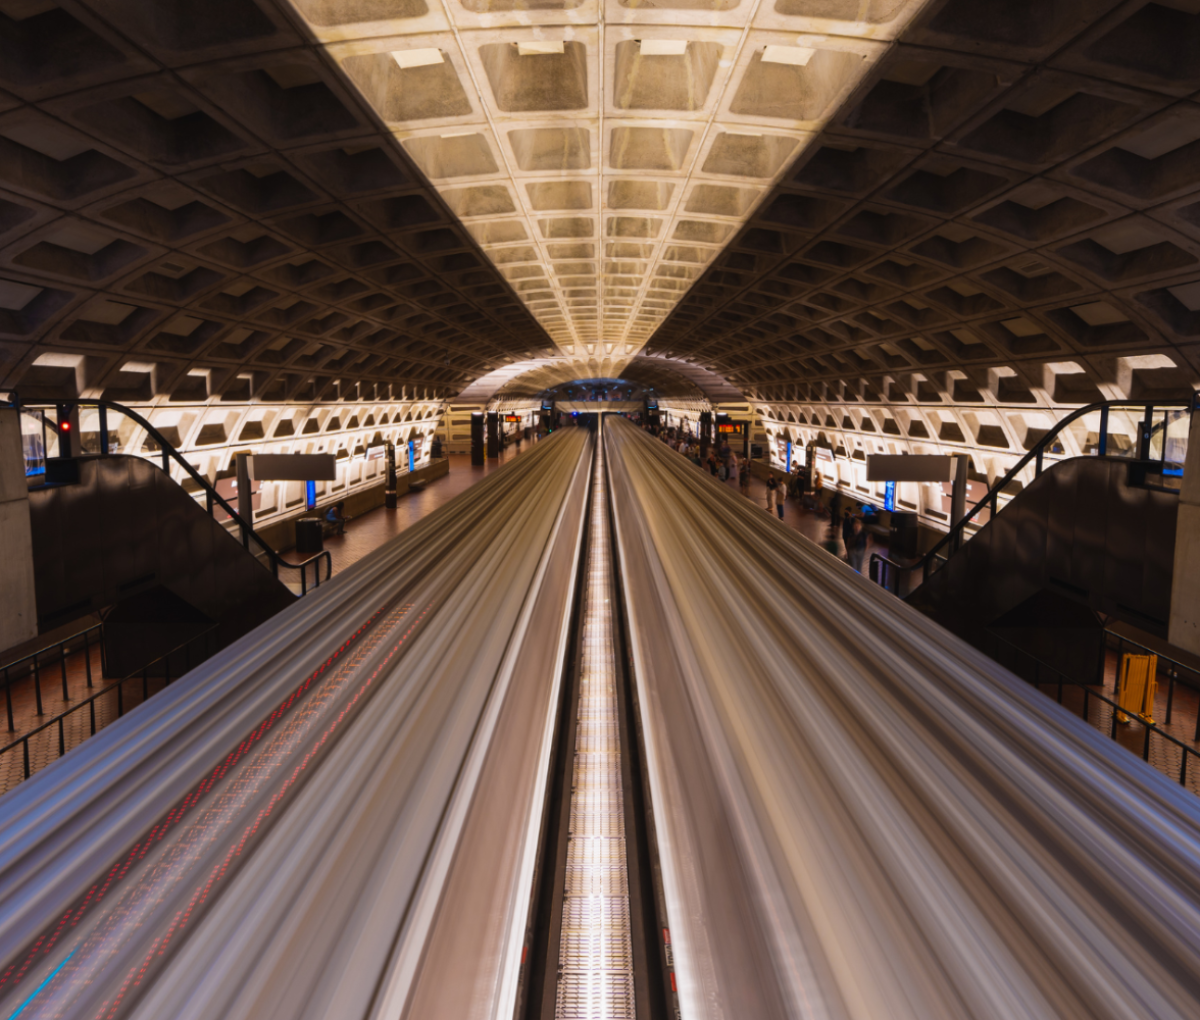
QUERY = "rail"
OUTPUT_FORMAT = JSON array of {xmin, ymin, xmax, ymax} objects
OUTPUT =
[
  {"xmin": 9, "ymin": 396, "xmax": 332, "ymax": 593},
  {"xmin": 983, "ymin": 629, "xmax": 1199, "ymax": 789},
  {"xmin": 0, "ymin": 625, "xmax": 217, "ymax": 788},
  {"xmin": 2, "ymin": 623, "xmax": 103, "ymax": 731},
  {"xmin": 866, "ymin": 397, "xmax": 1191, "ymax": 595}
]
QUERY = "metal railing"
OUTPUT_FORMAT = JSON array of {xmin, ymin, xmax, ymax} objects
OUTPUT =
[
  {"xmin": 983, "ymin": 630, "xmax": 1199, "ymax": 789},
  {"xmin": 867, "ymin": 398, "xmax": 1191, "ymax": 596},
  {"xmin": 0, "ymin": 626, "xmax": 217, "ymax": 788},
  {"xmin": 10, "ymin": 396, "xmax": 332, "ymax": 593},
  {"xmin": 2, "ymin": 622, "xmax": 103, "ymax": 731}
]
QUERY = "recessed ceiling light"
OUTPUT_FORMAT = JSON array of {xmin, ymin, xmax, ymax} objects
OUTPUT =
[
  {"xmin": 392, "ymin": 48, "xmax": 444, "ymax": 69},
  {"xmin": 762, "ymin": 45, "xmax": 816, "ymax": 66},
  {"xmin": 640, "ymin": 39, "xmax": 688, "ymax": 56},
  {"xmin": 517, "ymin": 41, "xmax": 565, "ymax": 56}
]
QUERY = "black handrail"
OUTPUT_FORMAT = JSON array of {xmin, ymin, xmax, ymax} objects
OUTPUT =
[
  {"xmin": 0, "ymin": 625, "xmax": 217, "ymax": 789},
  {"xmin": 983, "ymin": 629, "xmax": 1199, "ymax": 789},
  {"xmin": 1, "ymin": 622, "xmax": 104, "ymax": 732},
  {"xmin": 870, "ymin": 398, "xmax": 1191, "ymax": 592},
  {"xmin": 9, "ymin": 396, "xmax": 332, "ymax": 594},
  {"xmin": 868, "ymin": 552, "xmax": 906, "ymax": 597}
]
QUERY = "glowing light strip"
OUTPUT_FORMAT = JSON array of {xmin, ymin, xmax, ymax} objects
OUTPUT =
[{"xmin": 556, "ymin": 429, "xmax": 635, "ymax": 1019}]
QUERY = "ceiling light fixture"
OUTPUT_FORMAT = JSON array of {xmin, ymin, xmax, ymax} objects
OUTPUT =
[
  {"xmin": 762, "ymin": 45, "xmax": 816, "ymax": 66},
  {"xmin": 640, "ymin": 39, "xmax": 689, "ymax": 56},
  {"xmin": 391, "ymin": 48, "xmax": 444, "ymax": 69},
  {"xmin": 517, "ymin": 41, "xmax": 565, "ymax": 56}
]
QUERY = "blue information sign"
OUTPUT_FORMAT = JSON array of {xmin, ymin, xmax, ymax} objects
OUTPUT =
[
  {"xmin": 786, "ymin": 440, "xmax": 792, "ymax": 474},
  {"xmin": 407, "ymin": 439, "xmax": 415, "ymax": 473},
  {"xmin": 305, "ymin": 479, "xmax": 317, "ymax": 511},
  {"xmin": 884, "ymin": 480, "xmax": 896, "ymax": 512}
]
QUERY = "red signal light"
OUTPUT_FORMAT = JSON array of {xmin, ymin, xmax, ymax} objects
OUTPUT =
[{"xmin": 61, "ymin": 421, "xmax": 71, "ymax": 431}]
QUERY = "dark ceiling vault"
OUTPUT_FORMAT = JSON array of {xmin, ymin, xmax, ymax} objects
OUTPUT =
[
  {"xmin": 0, "ymin": 0, "xmax": 554, "ymax": 405},
  {"xmin": 648, "ymin": 0, "xmax": 1200, "ymax": 408},
  {"xmin": 4, "ymin": 0, "xmax": 1200, "ymax": 414}
]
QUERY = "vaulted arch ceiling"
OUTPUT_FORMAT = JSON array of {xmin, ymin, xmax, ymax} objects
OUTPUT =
[
  {"xmin": 298, "ymin": 0, "xmax": 930, "ymax": 362},
  {"xmin": 647, "ymin": 0, "xmax": 1200, "ymax": 410},
  {"xmin": 0, "ymin": 0, "xmax": 931, "ymax": 406},
  {"xmin": 489, "ymin": 353, "xmax": 743, "ymax": 400},
  {"xmin": 0, "ymin": 0, "xmax": 554, "ymax": 404},
  {"xmin": 3, "ymin": 0, "xmax": 1200, "ymax": 421}
]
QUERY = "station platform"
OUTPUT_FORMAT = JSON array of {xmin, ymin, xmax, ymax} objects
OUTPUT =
[
  {"xmin": 0, "ymin": 441, "xmax": 537, "ymax": 793},
  {"xmin": 319, "ymin": 442, "xmax": 530, "ymax": 577}
]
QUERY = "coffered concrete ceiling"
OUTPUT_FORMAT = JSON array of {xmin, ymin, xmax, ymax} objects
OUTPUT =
[
  {"xmin": 647, "ymin": 0, "xmax": 1200, "ymax": 413},
  {"xmin": 0, "ymin": 0, "xmax": 557, "ymax": 405},
  {"xmin": 299, "ymin": 0, "xmax": 931, "ymax": 372},
  {"xmin": 485, "ymin": 351, "xmax": 745, "ymax": 400},
  {"xmin": 5, "ymin": 0, "xmax": 1200, "ymax": 419}
]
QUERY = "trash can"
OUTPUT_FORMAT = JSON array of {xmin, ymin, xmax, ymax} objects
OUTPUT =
[
  {"xmin": 296, "ymin": 517, "xmax": 324, "ymax": 555},
  {"xmin": 889, "ymin": 512, "xmax": 918, "ymax": 559}
]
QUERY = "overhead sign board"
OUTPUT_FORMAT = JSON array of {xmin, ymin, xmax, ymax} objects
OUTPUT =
[
  {"xmin": 717, "ymin": 422, "xmax": 743, "ymax": 434},
  {"xmin": 866, "ymin": 454, "xmax": 956, "ymax": 483},
  {"xmin": 248, "ymin": 453, "xmax": 337, "ymax": 481},
  {"xmin": 504, "ymin": 414, "xmax": 522, "ymax": 422}
]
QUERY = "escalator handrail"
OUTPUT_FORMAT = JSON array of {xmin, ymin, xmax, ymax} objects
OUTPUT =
[
  {"xmin": 891, "ymin": 397, "xmax": 1191, "ymax": 585},
  {"xmin": 7, "ymin": 396, "xmax": 332, "ymax": 590}
]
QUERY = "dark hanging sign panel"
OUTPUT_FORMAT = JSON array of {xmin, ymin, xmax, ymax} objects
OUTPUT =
[
  {"xmin": 248, "ymin": 453, "xmax": 337, "ymax": 481},
  {"xmin": 866, "ymin": 454, "xmax": 956, "ymax": 483}
]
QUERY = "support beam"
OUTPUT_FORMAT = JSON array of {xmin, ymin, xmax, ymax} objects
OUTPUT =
[
  {"xmin": 1170, "ymin": 397, "xmax": 1200, "ymax": 655},
  {"xmin": 0, "ymin": 409, "xmax": 39, "ymax": 651}
]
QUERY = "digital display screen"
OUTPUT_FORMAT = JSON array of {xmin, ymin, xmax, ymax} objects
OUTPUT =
[
  {"xmin": 717, "ymin": 423, "xmax": 742, "ymax": 433},
  {"xmin": 504, "ymin": 414, "xmax": 522, "ymax": 422}
]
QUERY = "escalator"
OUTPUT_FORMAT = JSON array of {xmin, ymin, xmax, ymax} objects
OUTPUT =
[
  {"xmin": 15, "ymin": 397, "xmax": 325, "ymax": 671},
  {"xmin": 906, "ymin": 454, "xmax": 1178, "ymax": 678},
  {"xmin": 873, "ymin": 399, "xmax": 1190, "ymax": 678},
  {"xmin": 29, "ymin": 453, "xmax": 295, "ymax": 650}
]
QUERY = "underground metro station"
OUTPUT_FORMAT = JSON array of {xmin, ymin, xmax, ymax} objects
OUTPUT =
[{"xmin": 3, "ymin": 0, "xmax": 1200, "ymax": 1017}]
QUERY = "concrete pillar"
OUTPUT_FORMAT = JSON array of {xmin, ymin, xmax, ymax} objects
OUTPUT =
[
  {"xmin": 486, "ymin": 411, "xmax": 499, "ymax": 459},
  {"xmin": 951, "ymin": 454, "xmax": 969, "ymax": 525},
  {"xmin": 385, "ymin": 441, "xmax": 397, "ymax": 510},
  {"xmin": 470, "ymin": 412, "xmax": 484, "ymax": 466},
  {"xmin": 235, "ymin": 453, "xmax": 253, "ymax": 544},
  {"xmin": 1169, "ymin": 398, "xmax": 1200, "ymax": 655},
  {"xmin": 0, "ymin": 408, "xmax": 39, "ymax": 651},
  {"xmin": 950, "ymin": 454, "xmax": 969, "ymax": 554}
]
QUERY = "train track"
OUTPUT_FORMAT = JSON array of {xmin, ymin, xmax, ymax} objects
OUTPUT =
[{"xmin": 1, "ymin": 417, "xmax": 1199, "ymax": 1019}]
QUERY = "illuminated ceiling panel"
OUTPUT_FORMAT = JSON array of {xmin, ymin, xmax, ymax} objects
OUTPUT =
[{"xmin": 285, "ymin": 0, "xmax": 931, "ymax": 371}]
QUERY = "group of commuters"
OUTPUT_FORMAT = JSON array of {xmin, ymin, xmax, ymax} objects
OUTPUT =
[
  {"xmin": 767, "ymin": 470, "xmax": 872, "ymax": 572},
  {"xmin": 653, "ymin": 425, "xmax": 872, "ymax": 572}
]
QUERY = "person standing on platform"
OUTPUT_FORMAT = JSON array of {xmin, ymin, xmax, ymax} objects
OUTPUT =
[
  {"xmin": 829, "ymin": 481, "xmax": 844, "ymax": 524},
  {"xmin": 848, "ymin": 516, "xmax": 870, "ymax": 573},
  {"xmin": 810, "ymin": 471, "xmax": 824, "ymax": 514},
  {"xmin": 791, "ymin": 467, "xmax": 806, "ymax": 507},
  {"xmin": 841, "ymin": 508, "xmax": 856, "ymax": 562},
  {"xmin": 766, "ymin": 474, "xmax": 784, "ymax": 518}
]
